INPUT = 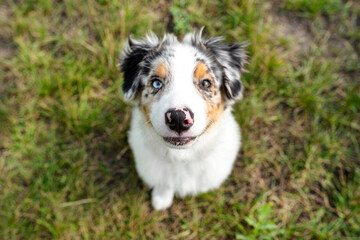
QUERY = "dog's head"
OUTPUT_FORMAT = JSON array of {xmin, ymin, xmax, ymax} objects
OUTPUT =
[{"xmin": 120, "ymin": 29, "xmax": 247, "ymax": 148}]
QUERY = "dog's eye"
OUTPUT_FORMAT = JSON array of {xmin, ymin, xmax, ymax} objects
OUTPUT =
[
  {"xmin": 200, "ymin": 79, "xmax": 212, "ymax": 89},
  {"xmin": 151, "ymin": 79, "xmax": 163, "ymax": 89}
]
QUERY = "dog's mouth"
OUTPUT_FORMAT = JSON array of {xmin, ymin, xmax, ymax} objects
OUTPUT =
[{"xmin": 163, "ymin": 136, "xmax": 196, "ymax": 146}]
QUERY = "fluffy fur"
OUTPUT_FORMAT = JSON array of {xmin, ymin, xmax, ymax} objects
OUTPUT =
[{"xmin": 119, "ymin": 29, "xmax": 247, "ymax": 210}]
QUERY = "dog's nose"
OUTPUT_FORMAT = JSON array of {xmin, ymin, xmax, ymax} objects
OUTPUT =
[{"xmin": 165, "ymin": 107, "xmax": 194, "ymax": 134}]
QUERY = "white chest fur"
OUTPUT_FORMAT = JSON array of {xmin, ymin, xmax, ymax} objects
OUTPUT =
[{"xmin": 128, "ymin": 107, "xmax": 241, "ymax": 210}]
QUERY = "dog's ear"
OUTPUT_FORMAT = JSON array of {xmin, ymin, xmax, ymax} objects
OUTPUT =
[
  {"xmin": 204, "ymin": 37, "xmax": 247, "ymax": 102},
  {"xmin": 119, "ymin": 34, "xmax": 159, "ymax": 102}
]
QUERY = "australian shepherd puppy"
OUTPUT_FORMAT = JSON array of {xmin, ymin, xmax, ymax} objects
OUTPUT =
[{"xmin": 119, "ymin": 29, "xmax": 247, "ymax": 210}]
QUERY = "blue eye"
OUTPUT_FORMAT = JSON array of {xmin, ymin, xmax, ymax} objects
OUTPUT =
[
  {"xmin": 151, "ymin": 79, "xmax": 163, "ymax": 89},
  {"xmin": 200, "ymin": 79, "xmax": 211, "ymax": 89}
]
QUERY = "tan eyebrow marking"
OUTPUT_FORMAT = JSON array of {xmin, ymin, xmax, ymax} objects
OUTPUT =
[
  {"xmin": 153, "ymin": 61, "xmax": 167, "ymax": 79},
  {"xmin": 194, "ymin": 62, "xmax": 209, "ymax": 80}
]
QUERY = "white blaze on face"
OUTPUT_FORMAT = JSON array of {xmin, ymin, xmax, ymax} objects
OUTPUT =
[{"xmin": 149, "ymin": 44, "xmax": 208, "ymax": 138}]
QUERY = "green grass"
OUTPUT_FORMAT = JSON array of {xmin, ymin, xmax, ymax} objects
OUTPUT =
[{"xmin": 0, "ymin": 0, "xmax": 359, "ymax": 239}]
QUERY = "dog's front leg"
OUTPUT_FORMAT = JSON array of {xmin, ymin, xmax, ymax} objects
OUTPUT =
[{"xmin": 151, "ymin": 186, "xmax": 174, "ymax": 210}]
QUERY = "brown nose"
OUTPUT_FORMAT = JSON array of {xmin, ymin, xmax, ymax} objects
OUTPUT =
[{"xmin": 165, "ymin": 108, "xmax": 194, "ymax": 134}]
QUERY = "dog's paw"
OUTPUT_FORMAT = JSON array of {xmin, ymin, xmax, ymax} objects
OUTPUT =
[{"xmin": 151, "ymin": 188, "xmax": 174, "ymax": 210}]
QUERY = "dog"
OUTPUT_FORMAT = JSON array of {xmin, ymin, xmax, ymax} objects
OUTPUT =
[{"xmin": 119, "ymin": 29, "xmax": 247, "ymax": 210}]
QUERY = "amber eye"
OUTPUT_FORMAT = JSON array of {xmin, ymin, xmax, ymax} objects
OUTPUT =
[{"xmin": 200, "ymin": 79, "xmax": 212, "ymax": 89}]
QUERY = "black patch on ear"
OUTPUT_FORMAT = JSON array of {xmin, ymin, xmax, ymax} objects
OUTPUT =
[
  {"xmin": 120, "ymin": 40, "xmax": 152, "ymax": 96},
  {"xmin": 224, "ymin": 75, "xmax": 242, "ymax": 99}
]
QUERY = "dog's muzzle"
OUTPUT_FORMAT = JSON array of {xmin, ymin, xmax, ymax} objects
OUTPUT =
[{"xmin": 165, "ymin": 107, "xmax": 194, "ymax": 135}]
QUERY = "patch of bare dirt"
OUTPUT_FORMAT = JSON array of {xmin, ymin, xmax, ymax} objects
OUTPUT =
[
  {"xmin": 267, "ymin": 1, "xmax": 359, "ymax": 83},
  {"xmin": 0, "ymin": 39, "xmax": 13, "ymax": 59},
  {"xmin": 272, "ymin": 14, "xmax": 313, "ymax": 52},
  {"xmin": 265, "ymin": 3, "xmax": 314, "ymax": 62},
  {"xmin": 0, "ymin": 6, "xmax": 15, "ymax": 59}
]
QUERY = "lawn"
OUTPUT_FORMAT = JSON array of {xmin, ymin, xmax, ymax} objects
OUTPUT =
[{"xmin": 0, "ymin": 0, "xmax": 359, "ymax": 239}]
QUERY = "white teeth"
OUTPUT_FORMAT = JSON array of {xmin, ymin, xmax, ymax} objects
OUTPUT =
[{"xmin": 163, "ymin": 137, "xmax": 196, "ymax": 146}]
